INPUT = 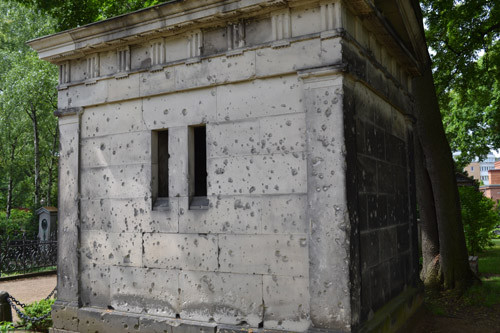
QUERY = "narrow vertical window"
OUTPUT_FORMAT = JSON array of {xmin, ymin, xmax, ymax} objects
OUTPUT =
[
  {"xmin": 189, "ymin": 125, "xmax": 208, "ymax": 209},
  {"xmin": 152, "ymin": 130, "xmax": 169, "ymax": 210}
]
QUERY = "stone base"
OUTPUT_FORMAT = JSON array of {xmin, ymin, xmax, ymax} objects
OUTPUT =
[
  {"xmin": 51, "ymin": 307, "xmax": 335, "ymax": 333},
  {"xmin": 360, "ymin": 287, "xmax": 423, "ymax": 332}
]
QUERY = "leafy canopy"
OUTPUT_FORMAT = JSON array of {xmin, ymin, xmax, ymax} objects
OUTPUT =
[
  {"xmin": 14, "ymin": 0, "xmax": 164, "ymax": 31},
  {"xmin": 421, "ymin": 0, "xmax": 500, "ymax": 167}
]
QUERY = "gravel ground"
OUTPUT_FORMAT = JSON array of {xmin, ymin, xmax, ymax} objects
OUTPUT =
[{"xmin": 0, "ymin": 273, "xmax": 57, "ymax": 323}]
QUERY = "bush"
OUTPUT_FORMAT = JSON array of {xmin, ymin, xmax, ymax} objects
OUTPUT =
[
  {"xmin": 0, "ymin": 209, "xmax": 36, "ymax": 240},
  {"xmin": 459, "ymin": 187, "xmax": 500, "ymax": 255},
  {"xmin": 18, "ymin": 298, "xmax": 54, "ymax": 332},
  {"xmin": 0, "ymin": 322, "xmax": 14, "ymax": 332}
]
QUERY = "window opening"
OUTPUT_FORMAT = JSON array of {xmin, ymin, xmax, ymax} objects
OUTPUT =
[
  {"xmin": 152, "ymin": 130, "xmax": 169, "ymax": 210},
  {"xmin": 189, "ymin": 125, "xmax": 208, "ymax": 209}
]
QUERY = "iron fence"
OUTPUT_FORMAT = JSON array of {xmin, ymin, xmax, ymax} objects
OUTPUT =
[{"xmin": 0, "ymin": 234, "xmax": 57, "ymax": 276}]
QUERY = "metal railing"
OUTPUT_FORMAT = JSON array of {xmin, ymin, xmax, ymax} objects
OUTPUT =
[{"xmin": 0, "ymin": 234, "xmax": 57, "ymax": 276}]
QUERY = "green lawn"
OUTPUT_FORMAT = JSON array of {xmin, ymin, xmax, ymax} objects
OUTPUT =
[
  {"xmin": 478, "ymin": 238, "xmax": 500, "ymax": 274},
  {"xmin": 466, "ymin": 238, "xmax": 500, "ymax": 306}
]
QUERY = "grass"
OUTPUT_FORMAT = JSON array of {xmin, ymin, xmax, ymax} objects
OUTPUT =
[
  {"xmin": 478, "ymin": 238, "xmax": 500, "ymax": 274},
  {"xmin": 0, "ymin": 265, "xmax": 56, "ymax": 278},
  {"xmin": 425, "ymin": 238, "xmax": 500, "ymax": 316}
]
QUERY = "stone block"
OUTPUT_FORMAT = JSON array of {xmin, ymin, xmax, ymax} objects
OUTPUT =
[
  {"xmin": 59, "ymin": 80, "xmax": 108, "ymax": 108},
  {"xmin": 142, "ymin": 88, "xmax": 217, "ymax": 130},
  {"xmin": 81, "ymin": 136, "xmax": 111, "ymax": 168},
  {"xmin": 81, "ymin": 100, "xmax": 145, "ymax": 138},
  {"xmin": 290, "ymin": 6, "xmax": 321, "ymax": 36},
  {"xmin": 80, "ymin": 264, "xmax": 110, "ymax": 307},
  {"xmin": 168, "ymin": 126, "xmax": 189, "ymax": 197},
  {"xmin": 143, "ymin": 233, "xmax": 218, "ymax": 271},
  {"xmin": 208, "ymin": 153, "xmax": 307, "ymax": 196},
  {"xmin": 80, "ymin": 230, "xmax": 142, "ymax": 266},
  {"xmin": 107, "ymin": 74, "xmax": 141, "ymax": 102},
  {"xmin": 320, "ymin": 36, "xmax": 343, "ymax": 65},
  {"xmin": 379, "ymin": 227, "xmax": 397, "ymax": 261},
  {"xmin": 51, "ymin": 301, "xmax": 79, "ymax": 333},
  {"xmin": 174, "ymin": 51, "xmax": 256, "ymax": 90},
  {"xmin": 255, "ymin": 39, "xmax": 322, "ymax": 77},
  {"xmin": 110, "ymin": 267, "xmax": 179, "ymax": 317},
  {"xmin": 139, "ymin": 67, "xmax": 176, "ymax": 97},
  {"xmin": 365, "ymin": 122, "xmax": 385, "ymax": 160},
  {"xmin": 219, "ymin": 234, "xmax": 308, "ymax": 276},
  {"xmin": 148, "ymin": 197, "xmax": 180, "ymax": 233},
  {"xmin": 81, "ymin": 164, "xmax": 150, "ymax": 199},
  {"xmin": 263, "ymin": 275, "xmax": 310, "ymax": 332},
  {"xmin": 357, "ymin": 156, "xmax": 377, "ymax": 194},
  {"xmin": 57, "ymin": 118, "xmax": 80, "ymax": 302},
  {"xmin": 360, "ymin": 232, "xmax": 380, "ymax": 272},
  {"xmin": 207, "ymin": 120, "xmax": 260, "ymax": 158},
  {"xmin": 179, "ymin": 271, "xmax": 262, "ymax": 326},
  {"xmin": 261, "ymin": 194, "xmax": 308, "ymax": 234},
  {"xmin": 179, "ymin": 196, "xmax": 261, "ymax": 234},
  {"xmin": 109, "ymin": 131, "xmax": 151, "ymax": 165},
  {"xmin": 77, "ymin": 307, "xmax": 140, "ymax": 333},
  {"xmin": 81, "ymin": 198, "xmax": 148, "ymax": 233},
  {"xmin": 216, "ymin": 76, "xmax": 303, "ymax": 122},
  {"xmin": 138, "ymin": 315, "xmax": 177, "ymax": 333},
  {"xmin": 174, "ymin": 321, "xmax": 217, "ymax": 333},
  {"xmin": 260, "ymin": 113, "xmax": 306, "ymax": 154}
]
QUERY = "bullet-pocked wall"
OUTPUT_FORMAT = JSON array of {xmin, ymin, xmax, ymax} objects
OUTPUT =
[
  {"xmin": 30, "ymin": 0, "xmax": 425, "ymax": 332},
  {"xmin": 341, "ymin": 7, "xmax": 420, "ymax": 325}
]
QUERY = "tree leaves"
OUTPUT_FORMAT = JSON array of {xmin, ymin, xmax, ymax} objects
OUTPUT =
[{"xmin": 422, "ymin": 0, "xmax": 500, "ymax": 167}]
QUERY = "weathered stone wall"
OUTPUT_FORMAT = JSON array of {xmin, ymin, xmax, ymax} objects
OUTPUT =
[
  {"xmin": 32, "ymin": 1, "xmax": 424, "ymax": 332},
  {"xmin": 341, "ymin": 8, "xmax": 420, "ymax": 324}
]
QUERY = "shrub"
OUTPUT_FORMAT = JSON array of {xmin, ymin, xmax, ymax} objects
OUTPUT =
[
  {"xmin": 0, "ymin": 209, "xmax": 36, "ymax": 240},
  {"xmin": 0, "ymin": 322, "xmax": 14, "ymax": 332},
  {"xmin": 459, "ymin": 187, "xmax": 500, "ymax": 255},
  {"xmin": 18, "ymin": 298, "xmax": 55, "ymax": 332}
]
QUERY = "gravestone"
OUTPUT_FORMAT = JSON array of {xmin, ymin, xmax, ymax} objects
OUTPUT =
[
  {"xmin": 36, "ymin": 206, "xmax": 58, "ymax": 241},
  {"xmin": 30, "ymin": 0, "xmax": 426, "ymax": 331}
]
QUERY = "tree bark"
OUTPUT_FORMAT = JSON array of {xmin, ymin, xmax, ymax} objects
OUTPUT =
[
  {"xmin": 27, "ymin": 103, "xmax": 40, "ymax": 208},
  {"xmin": 413, "ymin": 61, "xmax": 474, "ymax": 290},
  {"xmin": 5, "ymin": 139, "xmax": 17, "ymax": 219},
  {"xmin": 414, "ymin": 134, "xmax": 441, "ymax": 287},
  {"xmin": 46, "ymin": 123, "xmax": 58, "ymax": 206}
]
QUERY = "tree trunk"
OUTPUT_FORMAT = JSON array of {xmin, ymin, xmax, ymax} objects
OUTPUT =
[
  {"xmin": 28, "ymin": 103, "xmax": 40, "ymax": 208},
  {"xmin": 46, "ymin": 123, "xmax": 58, "ymax": 206},
  {"xmin": 5, "ymin": 140, "xmax": 17, "ymax": 219},
  {"xmin": 414, "ymin": 134, "xmax": 441, "ymax": 287},
  {"xmin": 413, "ymin": 61, "xmax": 474, "ymax": 290}
]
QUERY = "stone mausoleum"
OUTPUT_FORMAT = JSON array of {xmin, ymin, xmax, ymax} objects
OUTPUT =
[{"xmin": 30, "ymin": 0, "xmax": 426, "ymax": 331}]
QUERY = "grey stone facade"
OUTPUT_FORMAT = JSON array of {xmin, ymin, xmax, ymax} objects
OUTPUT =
[{"xmin": 30, "ymin": 0, "xmax": 425, "ymax": 331}]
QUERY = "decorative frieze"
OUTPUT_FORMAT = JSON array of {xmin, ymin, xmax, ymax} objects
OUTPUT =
[
  {"xmin": 86, "ymin": 54, "xmax": 100, "ymax": 81},
  {"xmin": 187, "ymin": 30, "xmax": 203, "ymax": 59},
  {"xmin": 59, "ymin": 61, "xmax": 70, "ymax": 86},
  {"xmin": 271, "ymin": 9, "xmax": 291, "ymax": 41},
  {"xmin": 117, "ymin": 46, "xmax": 131, "ymax": 73},
  {"xmin": 227, "ymin": 21, "xmax": 245, "ymax": 50},
  {"xmin": 150, "ymin": 38, "xmax": 165, "ymax": 70}
]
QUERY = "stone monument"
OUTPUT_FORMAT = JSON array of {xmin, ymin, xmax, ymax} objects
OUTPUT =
[{"xmin": 30, "ymin": 0, "xmax": 425, "ymax": 331}]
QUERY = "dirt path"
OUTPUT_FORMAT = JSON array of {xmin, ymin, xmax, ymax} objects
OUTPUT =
[{"xmin": 0, "ymin": 273, "xmax": 57, "ymax": 323}]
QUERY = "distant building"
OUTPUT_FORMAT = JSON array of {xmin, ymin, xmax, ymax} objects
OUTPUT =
[
  {"xmin": 480, "ymin": 160, "xmax": 500, "ymax": 202},
  {"xmin": 463, "ymin": 153, "xmax": 496, "ymax": 185}
]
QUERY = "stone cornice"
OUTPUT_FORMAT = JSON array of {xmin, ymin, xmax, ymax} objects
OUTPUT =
[{"xmin": 28, "ymin": 0, "xmax": 292, "ymax": 62}]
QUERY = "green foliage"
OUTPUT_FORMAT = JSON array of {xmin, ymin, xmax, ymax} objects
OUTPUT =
[
  {"xmin": 0, "ymin": 209, "xmax": 36, "ymax": 239},
  {"xmin": 0, "ymin": 322, "xmax": 14, "ymax": 332},
  {"xmin": 479, "ymin": 239, "xmax": 500, "ymax": 274},
  {"xmin": 459, "ymin": 187, "xmax": 500, "ymax": 255},
  {"xmin": 0, "ymin": 0, "xmax": 59, "ymax": 211},
  {"xmin": 13, "ymin": 0, "xmax": 164, "ymax": 31},
  {"xmin": 421, "ymin": 0, "xmax": 500, "ymax": 167},
  {"xmin": 18, "ymin": 298, "xmax": 55, "ymax": 332}
]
